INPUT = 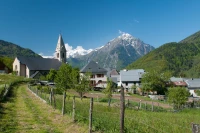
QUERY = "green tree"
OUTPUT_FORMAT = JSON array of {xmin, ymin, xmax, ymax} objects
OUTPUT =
[
  {"xmin": 55, "ymin": 63, "xmax": 73, "ymax": 115},
  {"xmin": 103, "ymin": 78, "xmax": 113, "ymax": 106},
  {"xmin": 75, "ymin": 72, "xmax": 91, "ymax": 100},
  {"xmin": 141, "ymin": 71, "xmax": 171, "ymax": 95},
  {"xmin": 196, "ymin": 90, "xmax": 200, "ymax": 96},
  {"xmin": 39, "ymin": 75, "xmax": 47, "ymax": 81},
  {"xmin": 131, "ymin": 84, "xmax": 137, "ymax": 94},
  {"xmin": 167, "ymin": 87, "xmax": 190, "ymax": 109},
  {"xmin": 46, "ymin": 69, "xmax": 57, "ymax": 82}
]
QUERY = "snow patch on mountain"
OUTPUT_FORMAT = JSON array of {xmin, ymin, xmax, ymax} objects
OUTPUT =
[
  {"xmin": 65, "ymin": 43, "xmax": 93, "ymax": 58},
  {"xmin": 94, "ymin": 45, "xmax": 104, "ymax": 51},
  {"xmin": 39, "ymin": 53, "xmax": 54, "ymax": 58}
]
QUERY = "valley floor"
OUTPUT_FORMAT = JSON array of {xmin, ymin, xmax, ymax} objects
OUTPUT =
[{"xmin": 0, "ymin": 84, "xmax": 87, "ymax": 133}]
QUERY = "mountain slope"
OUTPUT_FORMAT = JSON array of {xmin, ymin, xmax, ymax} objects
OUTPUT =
[
  {"xmin": 68, "ymin": 33, "xmax": 154, "ymax": 70},
  {"xmin": 0, "ymin": 40, "xmax": 41, "ymax": 58},
  {"xmin": 126, "ymin": 31, "xmax": 200, "ymax": 78}
]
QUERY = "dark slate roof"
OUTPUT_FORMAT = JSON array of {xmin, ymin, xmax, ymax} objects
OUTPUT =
[
  {"xmin": 80, "ymin": 61, "xmax": 107, "ymax": 73},
  {"xmin": 110, "ymin": 69, "xmax": 119, "ymax": 75},
  {"xmin": 17, "ymin": 56, "xmax": 62, "ymax": 70}
]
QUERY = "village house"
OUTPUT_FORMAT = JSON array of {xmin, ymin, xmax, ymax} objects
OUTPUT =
[
  {"xmin": 119, "ymin": 69, "xmax": 145, "ymax": 92},
  {"xmin": 170, "ymin": 77, "xmax": 187, "ymax": 87},
  {"xmin": 13, "ymin": 34, "xmax": 67, "ymax": 78},
  {"xmin": 80, "ymin": 61, "xmax": 108, "ymax": 89},
  {"xmin": 185, "ymin": 78, "xmax": 200, "ymax": 97}
]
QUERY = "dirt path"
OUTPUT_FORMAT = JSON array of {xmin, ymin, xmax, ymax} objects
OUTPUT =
[
  {"xmin": 0, "ymin": 84, "xmax": 87, "ymax": 133},
  {"xmin": 84, "ymin": 93, "xmax": 171, "ymax": 108}
]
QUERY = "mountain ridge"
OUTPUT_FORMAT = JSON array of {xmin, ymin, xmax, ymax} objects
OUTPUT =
[
  {"xmin": 126, "ymin": 30, "xmax": 200, "ymax": 78},
  {"xmin": 68, "ymin": 33, "xmax": 154, "ymax": 70}
]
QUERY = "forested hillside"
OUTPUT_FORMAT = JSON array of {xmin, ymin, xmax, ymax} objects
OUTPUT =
[
  {"xmin": 0, "ymin": 40, "xmax": 41, "ymax": 72},
  {"xmin": 126, "ymin": 31, "xmax": 200, "ymax": 78},
  {"xmin": 0, "ymin": 40, "xmax": 41, "ymax": 58}
]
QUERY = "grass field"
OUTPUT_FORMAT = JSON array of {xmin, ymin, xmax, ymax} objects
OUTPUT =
[
  {"xmin": 29, "ymin": 85, "xmax": 200, "ymax": 133},
  {"xmin": 1, "ymin": 74, "xmax": 200, "ymax": 133}
]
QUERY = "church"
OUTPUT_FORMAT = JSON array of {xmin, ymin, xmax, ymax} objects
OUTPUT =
[{"xmin": 13, "ymin": 34, "xmax": 67, "ymax": 78}]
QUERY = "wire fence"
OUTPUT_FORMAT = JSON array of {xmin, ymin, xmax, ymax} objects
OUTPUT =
[{"xmin": 28, "ymin": 84, "xmax": 200, "ymax": 133}]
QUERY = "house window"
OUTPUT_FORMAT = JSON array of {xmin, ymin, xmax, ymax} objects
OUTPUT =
[
  {"xmin": 57, "ymin": 53, "xmax": 59, "ymax": 58},
  {"xmin": 90, "ymin": 80, "xmax": 96, "ymax": 85},
  {"xmin": 90, "ymin": 75, "xmax": 95, "ymax": 78},
  {"xmin": 125, "ymin": 82, "xmax": 128, "ymax": 86},
  {"xmin": 15, "ymin": 65, "xmax": 17, "ymax": 70},
  {"xmin": 97, "ymin": 74, "xmax": 104, "ymax": 78}
]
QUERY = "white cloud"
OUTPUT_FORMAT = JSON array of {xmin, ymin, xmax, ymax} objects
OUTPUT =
[
  {"xmin": 134, "ymin": 19, "xmax": 139, "ymax": 23},
  {"xmin": 65, "ymin": 43, "xmax": 93, "ymax": 58},
  {"xmin": 39, "ymin": 43, "xmax": 93, "ymax": 59},
  {"xmin": 65, "ymin": 43, "xmax": 73, "ymax": 51}
]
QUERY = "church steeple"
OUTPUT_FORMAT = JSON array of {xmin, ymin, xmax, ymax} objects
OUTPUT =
[{"xmin": 55, "ymin": 34, "xmax": 67, "ymax": 63}]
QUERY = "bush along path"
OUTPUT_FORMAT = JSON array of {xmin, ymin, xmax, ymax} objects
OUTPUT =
[{"xmin": 0, "ymin": 84, "xmax": 88, "ymax": 133}]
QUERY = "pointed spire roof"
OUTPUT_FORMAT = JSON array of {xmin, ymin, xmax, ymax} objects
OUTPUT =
[{"xmin": 56, "ymin": 34, "xmax": 66, "ymax": 52}]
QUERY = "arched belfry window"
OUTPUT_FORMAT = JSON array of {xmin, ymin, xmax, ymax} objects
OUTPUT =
[
  {"xmin": 57, "ymin": 53, "xmax": 59, "ymax": 58},
  {"xmin": 15, "ymin": 65, "xmax": 17, "ymax": 70}
]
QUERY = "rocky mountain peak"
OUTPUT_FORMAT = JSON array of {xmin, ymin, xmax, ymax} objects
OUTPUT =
[{"xmin": 118, "ymin": 33, "xmax": 136, "ymax": 41}]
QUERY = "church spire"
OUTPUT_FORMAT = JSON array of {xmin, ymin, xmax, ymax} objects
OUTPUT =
[{"xmin": 55, "ymin": 34, "xmax": 67, "ymax": 63}]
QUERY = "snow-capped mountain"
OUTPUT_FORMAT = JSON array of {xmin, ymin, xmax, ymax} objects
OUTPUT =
[
  {"xmin": 68, "ymin": 32, "xmax": 155, "ymax": 70},
  {"xmin": 65, "ymin": 43, "xmax": 93, "ymax": 58}
]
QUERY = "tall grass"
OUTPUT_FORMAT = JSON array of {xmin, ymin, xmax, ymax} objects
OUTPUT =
[{"xmin": 29, "ymin": 86, "xmax": 200, "ymax": 133}]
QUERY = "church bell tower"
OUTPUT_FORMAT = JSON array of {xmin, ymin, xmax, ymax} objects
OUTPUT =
[{"xmin": 55, "ymin": 34, "xmax": 67, "ymax": 63}]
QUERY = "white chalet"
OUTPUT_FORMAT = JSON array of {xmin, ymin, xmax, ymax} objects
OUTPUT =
[{"xmin": 120, "ymin": 69, "xmax": 145, "ymax": 91}]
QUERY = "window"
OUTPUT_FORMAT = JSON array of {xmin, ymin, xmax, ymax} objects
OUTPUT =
[
  {"xmin": 90, "ymin": 75, "xmax": 95, "ymax": 78},
  {"xmin": 125, "ymin": 82, "xmax": 128, "ymax": 86},
  {"xmin": 62, "ymin": 53, "xmax": 65, "ymax": 58},
  {"xmin": 15, "ymin": 65, "xmax": 17, "ymax": 70},
  {"xmin": 57, "ymin": 53, "xmax": 59, "ymax": 58},
  {"xmin": 97, "ymin": 74, "xmax": 104, "ymax": 78}
]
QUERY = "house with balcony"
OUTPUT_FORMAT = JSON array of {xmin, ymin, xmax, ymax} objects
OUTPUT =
[{"xmin": 80, "ymin": 61, "xmax": 108, "ymax": 89}]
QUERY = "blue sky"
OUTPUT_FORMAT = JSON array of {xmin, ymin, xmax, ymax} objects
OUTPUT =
[{"xmin": 1, "ymin": 0, "xmax": 200, "ymax": 56}]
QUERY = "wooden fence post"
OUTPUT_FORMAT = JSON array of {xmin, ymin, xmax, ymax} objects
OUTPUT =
[
  {"xmin": 152, "ymin": 101, "xmax": 154, "ymax": 112},
  {"xmin": 140, "ymin": 100, "xmax": 142, "ymax": 109},
  {"xmin": 49, "ymin": 88, "xmax": 52, "ymax": 105},
  {"xmin": 127, "ymin": 99, "xmax": 129, "ymax": 108},
  {"xmin": 192, "ymin": 123, "xmax": 200, "ymax": 133},
  {"xmin": 73, "ymin": 96, "xmax": 75, "ymax": 122},
  {"xmin": 52, "ymin": 89, "xmax": 56, "ymax": 109},
  {"xmin": 138, "ymin": 101, "xmax": 140, "ymax": 110},
  {"xmin": 145, "ymin": 102, "xmax": 147, "ymax": 110},
  {"xmin": 89, "ymin": 98, "xmax": 93, "ymax": 133},
  {"xmin": 120, "ymin": 86, "xmax": 125, "ymax": 133}
]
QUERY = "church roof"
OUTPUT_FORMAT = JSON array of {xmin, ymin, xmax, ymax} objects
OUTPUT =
[
  {"xmin": 55, "ymin": 34, "xmax": 66, "ymax": 52},
  {"xmin": 80, "ymin": 61, "xmax": 107, "ymax": 73},
  {"xmin": 17, "ymin": 56, "xmax": 62, "ymax": 70}
]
